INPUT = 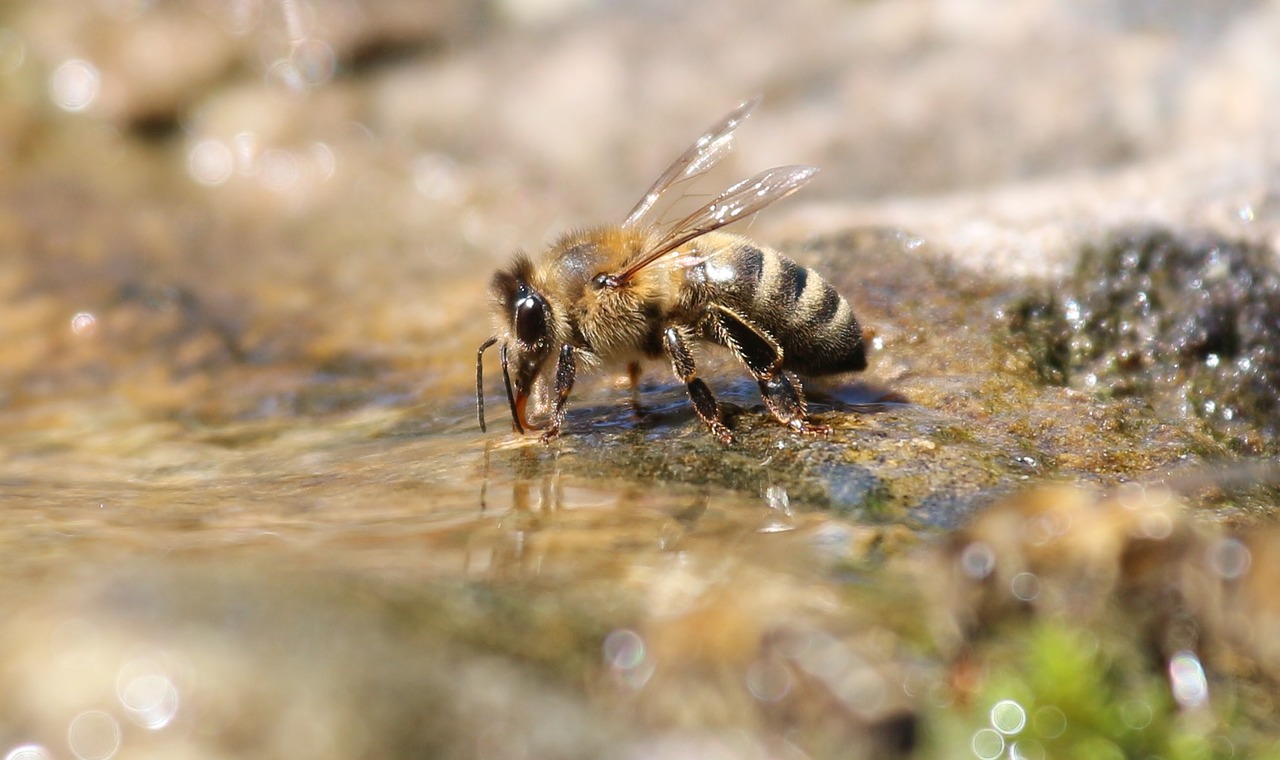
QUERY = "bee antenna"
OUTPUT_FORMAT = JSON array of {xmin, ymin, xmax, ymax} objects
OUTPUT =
[{"xmin": 476, "ymin": 337, "xmax": 498, "ymax": 433}]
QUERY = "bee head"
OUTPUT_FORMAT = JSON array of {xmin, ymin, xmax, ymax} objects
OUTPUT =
[{"xmin": 489, "ymin": 254, "xmax": 555, "ymax": 432}]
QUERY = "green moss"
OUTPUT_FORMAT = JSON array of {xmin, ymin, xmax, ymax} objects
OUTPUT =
[{"xmin": 924, "ymin": 621, "xmax": 1260, "ymax": 760}]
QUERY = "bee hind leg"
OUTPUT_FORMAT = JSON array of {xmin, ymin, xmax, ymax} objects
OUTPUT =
[
  {"xmin": 760, "ymin": 372, "xmax": 829, "ymax": 436},
  {"xmin": 663, "ymin": 326, "xmax": 734, "ymax": 444},
  {"xmin": 710, "ymin": 306, "xmax": 829, "ymax": 437}
]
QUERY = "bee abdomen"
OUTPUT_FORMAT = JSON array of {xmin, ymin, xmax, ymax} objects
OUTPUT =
[{"xmin": 764, "ymin": 254, "xmax": 866, "ymax": 376}]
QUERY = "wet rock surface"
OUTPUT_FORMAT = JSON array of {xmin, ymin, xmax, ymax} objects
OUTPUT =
[
  {"xmin": 2, "ymin": 0, "xmax": 1280, "ymax": 758},
  {"xmin": 1010, "ymin": 227, "xmax": 1280, "ymax": 454}
]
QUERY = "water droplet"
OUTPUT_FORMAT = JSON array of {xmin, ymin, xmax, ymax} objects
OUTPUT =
[
  {"xmin": 990, "ymin": 699, "xmax": 1027, "ymax": 735},
  {"xmin": 765, "ymin": 485, "xmax": 790, "ymax": 515},
  {"xmin": 50, "ymin": 59, "xmax": 99, "ymax": 112}
]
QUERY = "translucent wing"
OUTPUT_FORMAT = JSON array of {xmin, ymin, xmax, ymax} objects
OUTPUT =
[
  {"xmin": 622, "ymin": 96, "xmax": 760, "ymax": 230},
  {"xmin": 609, "ymin": 165, "xmax": 818, "ymax": 285}
]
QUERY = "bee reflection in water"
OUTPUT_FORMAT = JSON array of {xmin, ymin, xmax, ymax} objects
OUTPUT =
[{"xmin": 470, "ymin": 442, "xmax": 710, "ymax": 578}]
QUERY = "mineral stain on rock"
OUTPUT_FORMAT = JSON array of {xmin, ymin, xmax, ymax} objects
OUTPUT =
[{"xmin": 1009, "ymin": 227, "xmax": 1280, "ymax": 454}]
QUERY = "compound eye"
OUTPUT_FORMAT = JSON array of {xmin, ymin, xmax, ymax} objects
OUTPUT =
[{"xmin": 514, "ymin": 290, "xmax": 548, "ymax": 347}]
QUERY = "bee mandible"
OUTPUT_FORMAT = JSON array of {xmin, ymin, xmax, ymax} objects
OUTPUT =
[{"xmin": 476, "ymin": 97, "xmax": 867, "ymax": 444}]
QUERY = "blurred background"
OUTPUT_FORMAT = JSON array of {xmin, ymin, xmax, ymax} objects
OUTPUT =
[{"xmin": 4, "ymin": 0, "xmax": 1279, "ymax": 371}]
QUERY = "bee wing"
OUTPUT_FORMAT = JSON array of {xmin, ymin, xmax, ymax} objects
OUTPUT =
[
  {"xmin": 610, "ymin": 165, "xmax": 818, "ymax": 284},
  {"xmin": 621, "ymin": 96, "xmax": 760, "ymax": 230}
]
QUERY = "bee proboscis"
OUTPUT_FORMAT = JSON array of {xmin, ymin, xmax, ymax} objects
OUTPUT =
[{"xmin": 476, "ymin": 97, "xmax": 867, "ymax": 443}]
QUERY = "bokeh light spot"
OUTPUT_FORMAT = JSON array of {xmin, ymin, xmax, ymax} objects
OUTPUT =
[
  {"xmin": 1169, "ymin": 650, "xmax": 1208, "ymax": 709},
  {"xmin": 1010, "ymin": 572, "xmax": 1039, "ymax": 602},
  {"xmin": 188, "ymin": 140, "xmax": 234, "ymax": 186},
  {"xmin": 960, "ymin": 541, "xmax": 996, "ymax": 579},
  {"xmin": 990, "ymin": 699, "xmax": 1027, "ymax": 735},
  {"xmin": 745, "ymin": 657, "xmax": 792, "ymax": 702},
  {"xmin": 0, "ymin": 29, "xmax": 26, "ymax": 75},
  {"xmin": 257, "ymin": 149, "xmax": 300, "ymax": 192},
  {"xmin": 67, "ymin": 711, "xmax": 120, "ymax": 760},
  {"xmin": 603, "ymin": 628, "xmax": 646, "ymax": 670},
  {"xmin": 1032, "ymin": 705, "xmax": 1067, "ymax": 738},
  {"xmin": 290, "ymin": 39, "xmax": 335, "ymax": 86},
  {"xmin": 414, "ymin": 153, "xmax": 465, "ymax": 203},
  {"xmin": 971, "ymin": 727, "xmax": 1005, "ymax": 759},
  {"xmin": 50, "ymin": 59, "xmax": 100, "ymax": 112},
  {"xmin": 4, "ymin": 745, "xmax": 52, "ymax": 760},
  {"xmin": 1010, "ymin": 739, "xmax": 1046, "ymax": 760},
  {"xmin": 117, "ymin": 659, "xmax": 179, "ymax": 730},
  {"xmin": 1118, "ymin": 698, "xmax": 1152, "ymax": 730},
  {"xmin": 71, "ymin": 312, "xmax": 97, "ymax": 336},
  {"xmin": 603, "ymin": 628, "xmax": 652, "ymax": 689},
  {"xmin": 311, "ymin": 142, "xmax": 336, "ymax": 180},
  {"xmin": 1207, "ymin": 536, "xmax": 1251, "ymax": 580},
  {"xmin": 1115, "ymin": 481, "xmax": 1146, "ymax": 510},
  {"xmin": 1138, "ymin": 510, "xmax": 1173, "ymax": 540}
]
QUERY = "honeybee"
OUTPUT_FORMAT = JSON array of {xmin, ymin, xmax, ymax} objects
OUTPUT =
[{"xmin": 476, "ymin": 97, "xmax": 867, "ymax": 443}]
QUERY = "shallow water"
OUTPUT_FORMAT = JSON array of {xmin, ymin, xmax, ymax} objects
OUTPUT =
[{"xmin": 4, "ymin": 191, "xmax": 1273, "ymax": 757}]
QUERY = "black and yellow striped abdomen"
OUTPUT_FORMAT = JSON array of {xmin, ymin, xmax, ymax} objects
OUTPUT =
[{"xmin": 682, "ymin": 234, "xmax": 866, "ymax": 376}]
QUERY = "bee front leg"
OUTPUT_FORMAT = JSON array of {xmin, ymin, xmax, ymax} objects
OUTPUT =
[
  {"xmin": 663, "ymin": 326, "xmax": 733, "ymax": 444},
  {"xmin": 626, "ymin": 361, "xmax": 648, "ymax": 419},
  {"xmin": 709, "ymin": 305, "xmax": 828, "ymax": 436},
  {"xmin": 541, "ymin": 343, "xmax": 577, "ymax": 442}
]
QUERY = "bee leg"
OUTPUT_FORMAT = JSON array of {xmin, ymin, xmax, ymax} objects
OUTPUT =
[
  {"xmin": 541, "ymin": 343, "xmax": 577, "ymax": 443},
  {"xmin": 761, "ymin": 372, "xmax": 829, "ymax": 436},
  {"xmin": 626, "ymin": 361, "xmax": 648, "ymax": 419},
  {"xmin": 663, "ymin": 326, "xmax": 733, "ymax": 444},
  {"xmin": 710, "ymin": 305, "xmax": 828, "ymax": 436}
]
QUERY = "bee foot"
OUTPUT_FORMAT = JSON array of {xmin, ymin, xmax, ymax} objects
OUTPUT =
[
  {"xmin": 538, "ymin": 427, "xmax": 562, "ymax": 444},
  {"xmin": 789, "ymin": 420, "xmax": 830, "ymax": 437},
  {"xmin": 710, "ymin": 423, "xmax": 735, "ymax": 445}
]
